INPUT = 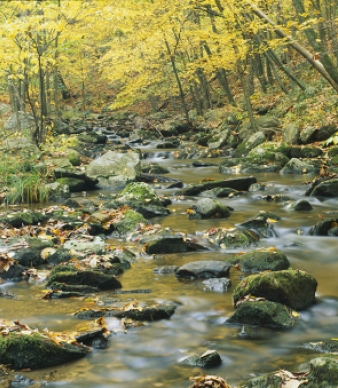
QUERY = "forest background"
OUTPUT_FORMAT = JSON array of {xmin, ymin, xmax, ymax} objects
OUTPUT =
[{"xmin": 0, "ymin": 0, "xmax": 338, "ymax": 154}]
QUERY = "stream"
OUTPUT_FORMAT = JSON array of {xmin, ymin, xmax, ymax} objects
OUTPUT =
[{"xmin": 2, "ymin": 146, "xmax": 338, "ymax": 387}]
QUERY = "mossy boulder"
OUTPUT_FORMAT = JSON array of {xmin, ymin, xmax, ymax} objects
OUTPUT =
[
  {"xmin": 299, "ymin": 146, "xmax": 323, "ymax": 158},
  {"xmin": 247, "ymin": 146, "xmax": 289, "ymax": 166},
  {"xmin": 227, "ymin": 247, "xmax": 290, "ymax": 272},
  {"xmin": 114, "ymin": 209, "xmax": 148, "ymax": 235},
  {"xmin": 227, "ymin": 300, "xmax": 294, "ymax": 328},
  {"xmin": 280, "ymin": 158, "xmax": 320, "ymax": 175},
  {"xmin": 288, "ymin": 199, "xmax": 313, "ymax": 211},
  {"xmin": 298, "ymin": 357, "xmax": 338, "ymax": 387},
  {"xmin": 308, "ymin": 218, "xmax": 338, "ymax": 236},
  {"xmin": 67, "ymin": 149, "xmax": 81, "ymax": 166},
  {"xmin": 233, "ymin": 131, "xmax": 266, "ymax": 157},
  {"xmin": 0, "ymin": 333, "xmax": 90, "ymax": 369},
  {"xmin": 111, "ymin": 182, "xmax": 171, "ymax": 218},
  {"xmin": 141, "ymin": 164, "xmax": 170, "ymax": 174},
  {"xmin": 233, "ymin": 270, "xmax": 317, "ymax": 310},
  {"xmin": 78, "ymin": 133, "xmax": 107, "ymax": 144},
  {"xmin": 192, "ymin": 198, "xmax": 231, "ymax": 219},
  {"xmin": 0, "ymin": 211, "xmax": 47, "ymax": 227},
  {"xmin": 139, "ymin": 229, "xmax": 188, "ymax": 254},
  {"xmin": 46, "ymin": 269, "xmax": 122, "ymax": 290}
]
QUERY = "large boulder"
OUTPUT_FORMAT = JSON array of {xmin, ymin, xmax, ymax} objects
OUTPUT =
[
  {"xmin": 0, "ymin": 332, "xmax": 90, "ymax": 369},
  {"xmin": 227, "ymin": 247, "xmax": 290, "ymax": 272},
  {"xmin": 306, "ymin": 177, "xmax": 338, "ymax": 198},
  {"xmin": 86, "ymin": 150, "xmax": 141, "ymax": 189},
  {"xmin": 191, "ymin": 198, "xmax": 231, "ymax": 219},
  {"xmin": 233, "ymin": 131, "xmax": 266, "ymax": 157},
  {"xmin": 280, "ymin": 158, "xmax": 320, "ymax": 175},
  {"xmin": 233, "ymin": 269, "xmax": 317, "ymax": 310},
  {"xmin": 283, "ymin": 123, "xmax": 300, "ymax": 144},
  {"xmin": 227, "ymin": 300, "xmax": 294, "ymax": 328},
  {"xmin": 3, "ymin": 111, "xmax": 35, "ymax": 132}
]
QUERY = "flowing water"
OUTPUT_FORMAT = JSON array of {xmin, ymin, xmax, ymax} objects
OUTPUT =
[{"xmin": 2, "ymin": 148, "xmax": 338, "ymax": 387}]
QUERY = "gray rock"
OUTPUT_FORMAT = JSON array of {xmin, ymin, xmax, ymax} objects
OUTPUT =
[
  {"xmin": 202, "ymin": 278, "xmax": 231, "ymax": 292},
  {"xmin": 4, "ymin": 111, "xmax": 34, "ymax": 131},
  {"xmin": 205, "ymin": 227, "xmax": 259, "ymax": 249},
  {"xmin": 280, "ymin": 158, "xmax": 320, "ymax": 175},
  {"xmin": 300, "ymin": 126, "xmax": 317, "ymax": 144},
  {"xmin": 63, "ymin": 236, "xmax": 105, "ymax": 254},
  {"xmin": 308, "ymin": 218, "xmax": 338, "ymax": 236},
  {"xmin": 233, "ymin": 269, "xmax": 317, "ymax": 310},
  {"xmin": 283, "ymin": 123, "xmax": 300, "ymax": 144},
  {"xmin": 208, "ymin": 127, "xmax": 230, "ymax": 150},
  {"xmin": 234, "ymin": 131, "xmax": 266, "ymax": 157},
  {"xmin": 299, "ymin": 357, "xmax": 338, "ymax": 387},
  {"xmin": 177, "ymin": 176, "xmax": 257, "ymax": 196},
  {"xmin": 307, "ymin": 178, "xmax": 338, "ymax": 198},
  {"xmin": 194, "ymin": 198, "xmax": 231, "ymax": 219},
  {"xmin": 227, "ymin": 300, "xmax": 294, "ymax": 328},
  {"xmin": 53, "ymin": 168, "xmax": 98, "ymax": 189},
  {"xmin": 45, "ymin": 182, "xmax": 70, "ymax": 202},
  {"xmin": 180, "ymin": 350, "xmax": 222, "ymax": 367},
  {"xmin": 176, "ymin": 261, "xmax": 230, "ymax": 279},
  {"xmin": 86, "ymin": 150, "xmax": 141, "ymax": 189}
]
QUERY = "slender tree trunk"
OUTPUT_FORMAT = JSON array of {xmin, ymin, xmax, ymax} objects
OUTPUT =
[
  {"xmin": 164, "ymin": 37, "xmax": 190, "ymax": 124},
  {"xmin": 247, "ymin": 1, "xmax": 338, "ymax": 92}
]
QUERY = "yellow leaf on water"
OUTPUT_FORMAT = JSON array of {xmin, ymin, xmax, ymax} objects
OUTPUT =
[{"xmin": 292, "ymin": 311, "xmax": 300, "ymax": 318}]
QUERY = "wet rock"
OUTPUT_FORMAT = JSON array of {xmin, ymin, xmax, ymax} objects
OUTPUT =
[
  {"xmin": 45, "ymin": 182, "xmax": 70, "ymax": 202},
  {"xmin": 139, "ymin": 229, "xmax": 188, "ymax": 254},
  {"xmin": 75, "ymin": 302, "xmax": 177, "ymax": 321},
  {"xmin": 227, "ymin": 247, "xmax": 290, "ymax": 272},
  {"xmin": 78, "ymin": 132, "xmax": 107, "ymax": 144},
  {"xmin": 192, "ymin": 198, "xmax": 231, "ymax": 219},
  {"xmin": 306, "ymin": 177, "xmax": 338, "ymax": 198},
  {"xmin": 141, "ymin": 164, "xmax": 170, "ymax": 174},
  {"xmin": 298, "ymin": 356, "xmax": 338, "ymax": 387},
  {"xmin": 11, "ymin": 374, "xmax": 35, "ymax": 386},
  {"xmin": 86, "ymin": 150, "xmax": 141, "ymax": 189},
  {"xmin": 288, "ymin": 199, "xmax": 313, "ymax": 211},
  {"xmin": 0, "ymin": 263, "xmax": 25, "ymax": 280},
  {"xmin": 114, "ymin": 209, "xmax": 148, "ymax": 235},
  {"xmin": 108, "ymin": 182, "xmax": 171, "ymax": 218},
  {"xmin": 45, "ymin": 248, "xmax": 72, "ymax": 266},
  {"xmin": 153, "ymin": 266, "xmax": 179, "ymax": 275},
  {"xmin": 55, "ymin": 177, "xmax": 86, "ymax": 192},
  {"xmin": 227, "ymin": 300, "xmax": 294, "ymax": 328},
  {"xmin": 46, "ymin": 269, "xmax": 122, "ymax": 290},
  {"xmin": 12, "ymin": 248, "xmax": 43, "ymax": 268},
  {"xmin": 180, "ymin": 350, "xmax": 222, "ymax": 367},
  {"xmin": 192, "ymin": 160, "xmax": 218, "ymax": 167},
  {"xmin": 239, "ymin": 212, "xmax": 280, "ymax": 238},
  {"xmin": 176, "ymin": 261, "xmax": 230, "ymax": 279},
  {"xmin": 0, "ymin": 332, "xmax": 90, "ymax": 369},
  {"xmin": 202, "ymin": 187, "xmax": 239, "ymax": 198},
  {"xmin": 202, "ymin": 278, "xmax": 231, "ymax": 292},
  {"xmin": 247, "ymin": 146, "xmax": 289, "ymax": 167},
  {"xmin": 176, "ymin": 176, "xmax": 257, "ymax": 196},
  {"xmin": 328, "ymin": 146, "xmax": 338, "ymax": 158},
  {"xmin": 233, "ymin": 131, "xmax": 266, "ymax": 157},
  {"xmin": 308, "ymin": 218, "xmax": 338, "ymax": 236},
  {"xmin": 208, "ymin": 127, "xmax": 231, "ymax": 150},
  {"xmin": 304, "ymin": 340, "xmax": 338, "ymax": 353},
  {"xmin": 0, "ymin": 211, "xmax": 47, "ymax": 227},
  {"xmin": 205, "ymin": 227, "xmax": 259, "ymax": 249},
  {"xmin": 53, "ymin": 168, "xmax": 98, "ymax": 189},
  {"xmin": 233, "ymin": 270, "xmax": 317, "ymax": 310},
  {"xmin": 280, "ymin": 158, "xmax": 320, "ymax": 175},
  {"xmin": 299, "ymin": 146, "xmax": 323, "ymax": 158},
  {"xmin": 63, "ymin": 236, "xmax": 106, "ymax": 254}
]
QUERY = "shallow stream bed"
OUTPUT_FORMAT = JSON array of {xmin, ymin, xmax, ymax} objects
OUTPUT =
[{"xmin": 2, "ymin": 151, "xmax": 338, "ymax": 387}]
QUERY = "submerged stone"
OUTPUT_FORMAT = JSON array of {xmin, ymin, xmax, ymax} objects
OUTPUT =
[
  {"xmin": 180, "ymin": 350, "xmax": 222, "ymax": 367},
  {"xmin": 227, "ymin": 300, "xmax": 294, "ymax": 328},
  {"xmin": 202, "ymin": 278, "xmax": 231, "ymax": 292},
  {"xmin": 176, "ymin": 261, "xmax": 230, "ymax": 279},
  {"xmin": 233, "ymin": 269, "xmax": 317, "ymax": 310}
]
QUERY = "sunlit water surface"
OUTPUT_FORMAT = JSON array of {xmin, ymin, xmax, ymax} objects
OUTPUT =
[{"xmin": 2, "ymin": 150, "xmax": 338, "ymax": 387}]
